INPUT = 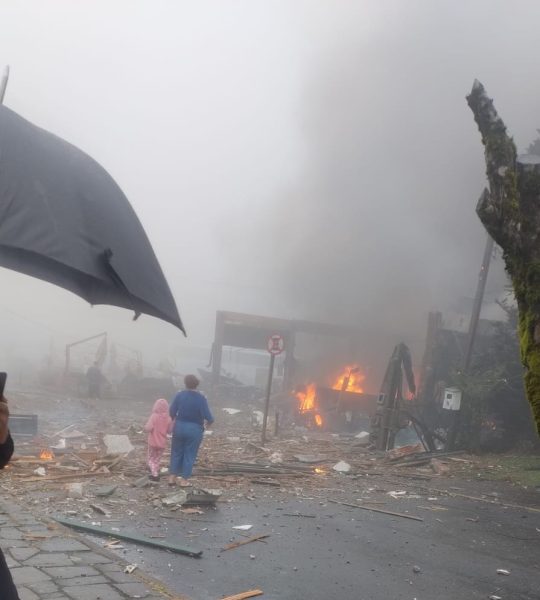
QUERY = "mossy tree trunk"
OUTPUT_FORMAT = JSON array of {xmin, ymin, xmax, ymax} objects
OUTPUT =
[{"xmin": 468, "ymin": 80, "xmax": 540, "ymax": 435}]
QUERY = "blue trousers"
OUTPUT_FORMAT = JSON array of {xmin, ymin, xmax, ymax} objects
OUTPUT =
[{"xmin": 169, "ymin": 421, "xmax": 203, "ymax": 479}]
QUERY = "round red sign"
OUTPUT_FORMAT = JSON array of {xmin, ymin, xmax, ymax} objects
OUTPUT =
[{"xmin": 267, "ymin": 334, "xmax": 284, "ymax": 355}]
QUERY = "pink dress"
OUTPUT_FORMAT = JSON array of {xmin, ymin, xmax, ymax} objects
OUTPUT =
[{"xmin": 144, "ymin": 398, "xmax": 172, "ymax": 477}]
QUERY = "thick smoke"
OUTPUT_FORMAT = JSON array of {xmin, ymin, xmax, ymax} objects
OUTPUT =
[{"xmin": 222, "ymin": 2, "xmax": 530, "ymax": 389}]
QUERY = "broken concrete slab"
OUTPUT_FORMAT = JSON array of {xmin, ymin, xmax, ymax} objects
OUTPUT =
[
  {"xmin": 354, "ymin": 431, "xmax": 370, "ymax": 445},
  {"xmin": 94, "ymin": 485, "xmax": 117, "ymax": 498},
  {"xmin": 162, "ymin": 490, "xmax": 188, "ymax": 506},
  {"xmin": 66, "ymin": 483, "xmax": 84, "ymax": 499},
  {"xmin": 102, "ymin": 434, "xmax": 134, "ymax": 455},
  {"xmin": 184, "ymin": 488, "xmax": 222, "ymax": 506},
  {"xmin": 333, "ymin": 461, "xmax": 351, "ymax": 473}
]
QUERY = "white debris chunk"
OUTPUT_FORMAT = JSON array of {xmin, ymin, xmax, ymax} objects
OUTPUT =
[
  {"xmin": 354, "ymin": 431, "xmax": 370, "ymax": 444},
  {"xmin": 66, "ymin": 482, "xmax": 84, "ymax": 498},
  {"xmin": 269, "ymin": 451, "xmax": 283, "ymax": 464},
  {"xmin": 333, "ymin": 461, "xmax": 351, "ymax": 473},
  {"xmin": 252, "ymin": 410, "xmax": 264, "ymax": 426},
  {"xmin": 103, "ymin": 434, "xmax": 134, "ymax": 455}
]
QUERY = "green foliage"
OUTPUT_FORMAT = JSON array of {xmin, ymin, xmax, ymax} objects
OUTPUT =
[
  {"xmin": 449, "ymin": 303, "xmax": 536, "ymax": 450},
  {"xmin": 527, "ymin": 130, "xmax": 540, "ymax": 156}
]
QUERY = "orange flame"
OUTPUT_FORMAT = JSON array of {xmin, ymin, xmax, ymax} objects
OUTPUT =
[
  {"xmin": 332, "ymin": 365, "xmax": 365, "ymax": 393},
  {"xmin": 295, "ymin": 384, "xmax": 323, "ymax": 427},
  {"xmin": 39, "ymin": 449, "xmax": 54, "ymax": 460},
  {"xmin": 296, "ymin": 383, "xmax": 316, "ymax": 413}
]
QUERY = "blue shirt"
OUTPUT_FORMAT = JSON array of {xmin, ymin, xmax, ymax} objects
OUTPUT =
[{"xmin": 169, "ymin": 390, "xmax": 214, "ymax": 428}]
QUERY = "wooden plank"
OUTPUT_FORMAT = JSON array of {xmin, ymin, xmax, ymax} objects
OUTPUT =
[
  {"xmin": 222, "ymin": 534, "xmax": 269, "ymax": 552},
  {"xmin": 17, "ymin": 472, "xmax": 98, "ymax": 483},
  {"xmin": 55, "ymin": 517, "xmax": 203, "ymax": 558},
  {"xmin": 220, "ymin": 590, "xmax": 264, "ymax": 600},
  {"xmin": 328, "ymin": 499, "xmax": 424, "ymax": 522},
  {"xmin": 429, "ymin": 488, "xmax": 540, "ymax": 514}
]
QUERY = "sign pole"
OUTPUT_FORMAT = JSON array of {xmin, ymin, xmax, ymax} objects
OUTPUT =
[
  {"xmin": 261, "ymin": 352, "xmax": 275, "ymax": 445},
  {"xmin": 262, "ymin": 333, "xmax": 284, "ymax": 444}
]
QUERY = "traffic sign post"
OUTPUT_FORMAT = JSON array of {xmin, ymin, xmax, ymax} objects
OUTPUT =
[{"xmin": 261, "ymin": 334, "xmax": 284, "ymax": 444}]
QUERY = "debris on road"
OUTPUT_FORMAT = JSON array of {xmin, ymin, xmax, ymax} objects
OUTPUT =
[
  {"xmin": 222, "ymin": 534, "xmax": 270, "ymax": 552},
  {"xmin": 94, "ymin": 484, "xmax": 117, "ymax": 497},
  {"xmin": 328, "ymin": 499, "xmax": 424, "ymax": 522},
  {"xmin": 354, "ymin": 431, "xmax": 370, "ymax": 444},
  {"xmin": 220, "ymin": 590, "xmax": 264, "ymax": 600},
  {"xmin": 333, "ymin": 460, "xmax": 351, "ymax": 473},
  {"xmin": 124, "ymin": 564, "xmax": 138, "ymax": 574},
  {"xmin": 162, "ymin": 490, "xmax": 189, "ymax": 506},
  {"xmin": 102, "ymin": 433, "xmax": 134, "ymax": 455},
  {"xmin": 55, "ymin": 517, "xmax": 203, "ymax": 557},
  {"xmin": 496, "ymin": 569, "xmax": 511, "ymax": 576},
  {"xmin": 386, "ymin": 444, "xmax": 424, "ymax": 461}
]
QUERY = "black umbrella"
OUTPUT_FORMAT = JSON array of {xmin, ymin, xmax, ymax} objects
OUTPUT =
[{"xmin": 0, "ymin": 100, "xmax": 185, "ymax": 334}]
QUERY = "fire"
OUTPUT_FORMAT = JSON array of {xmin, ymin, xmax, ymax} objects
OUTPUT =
[
  {"xmin": 332, "ymin": 365, "xmax": 364, "ymax": 393},
  {"xmin": 39, "ymin": 449, "xmax": 54, "ymax": 460},
  {"xmin": 314, "ymin": 467, "xmax": 326, "ymax": 474},
  {"xmin": 296, "ymin": 383, "xmax": 316, "ymax": 413},
  {"xmin": 295, "ymin": 384, "xmax": 323, "ymax": 427}
]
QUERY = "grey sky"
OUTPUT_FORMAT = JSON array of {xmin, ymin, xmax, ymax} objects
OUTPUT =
[{"xmin": 0, "ymin": 1, "xmax": 538, "ymax": 387}]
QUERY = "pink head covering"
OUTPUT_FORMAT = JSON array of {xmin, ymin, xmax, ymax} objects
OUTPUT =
[{"xmin": 152, "ymin": 398, "xmax": 169, "ymax": 414}]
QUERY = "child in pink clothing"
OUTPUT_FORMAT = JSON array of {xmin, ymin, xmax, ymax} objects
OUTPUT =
[{"xmin": 144, "ymin": 398, "xmax": 172, "ymax": 480}]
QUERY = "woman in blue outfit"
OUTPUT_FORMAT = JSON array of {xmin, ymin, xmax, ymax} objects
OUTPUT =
[{"xmin": 168, "ymin": 374, "xmax": 214, "ymax": 487}]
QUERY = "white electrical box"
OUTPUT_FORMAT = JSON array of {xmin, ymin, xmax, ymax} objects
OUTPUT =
[{"xmin": 442, "ymin": 387, "xmax": 462, "ymax": 411}]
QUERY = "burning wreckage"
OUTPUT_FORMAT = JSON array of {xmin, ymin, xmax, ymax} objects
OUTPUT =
[
  {"xmin": 294, "ymin": 366, "xmax": 374, "ymax": 432},
  {"xmin": 208, "ymin": 311, "xmax": 444, "ymax": 450}
]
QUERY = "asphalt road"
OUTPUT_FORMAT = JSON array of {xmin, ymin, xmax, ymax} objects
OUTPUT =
[{"xmin": 95, "ymin": 483, "xmax": 540, "ymax": 600}]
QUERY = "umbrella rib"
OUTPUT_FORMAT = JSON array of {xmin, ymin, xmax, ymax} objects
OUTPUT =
[{"xmin": 102, "ymin": 248, "xmax": 141, "ymax": 321}]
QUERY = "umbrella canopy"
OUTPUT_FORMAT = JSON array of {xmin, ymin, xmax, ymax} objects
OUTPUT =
[{"xmin": 0, "ymin": 104, "xmax": 185, "ymax": 334}]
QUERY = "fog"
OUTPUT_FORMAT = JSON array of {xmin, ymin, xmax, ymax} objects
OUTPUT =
[{"xmin": 0, "ymin": 1, "xmax": 539, "ymax": 389}]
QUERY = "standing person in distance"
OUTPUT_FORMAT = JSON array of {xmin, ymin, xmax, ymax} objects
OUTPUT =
[
  {"xmin": 144, "ymin": 398, "xmax": 172, "ymax": 481},
  {"xmin": 168, "ymin": 374, "xmax": 213, "ymax": 487},
  {"xmin": 86, "ymin": 362, "xmax": 104, "ymax": 400}
]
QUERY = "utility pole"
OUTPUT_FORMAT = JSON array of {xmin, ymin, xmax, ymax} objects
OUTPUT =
[{"xmin": 446, "ymin": 234, "xmax": 494, "ymax": 449}]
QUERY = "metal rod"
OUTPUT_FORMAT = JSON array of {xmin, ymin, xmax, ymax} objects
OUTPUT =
[
  {"xmin": 0, "ymin": 65, "xmax": 9, "ymax": 104},
  {"xmin": 55, "ymin": 517, "xmax": 203, "ymax": 557},
  {"xmin": 261, "ymin": 353, "xmax": 275, "ymax": 444}
]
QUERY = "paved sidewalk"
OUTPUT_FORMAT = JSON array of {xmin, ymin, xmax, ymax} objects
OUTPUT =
[{"xmin": 0, "ymin": 499, "xmax": 179, "ymax": 600}]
